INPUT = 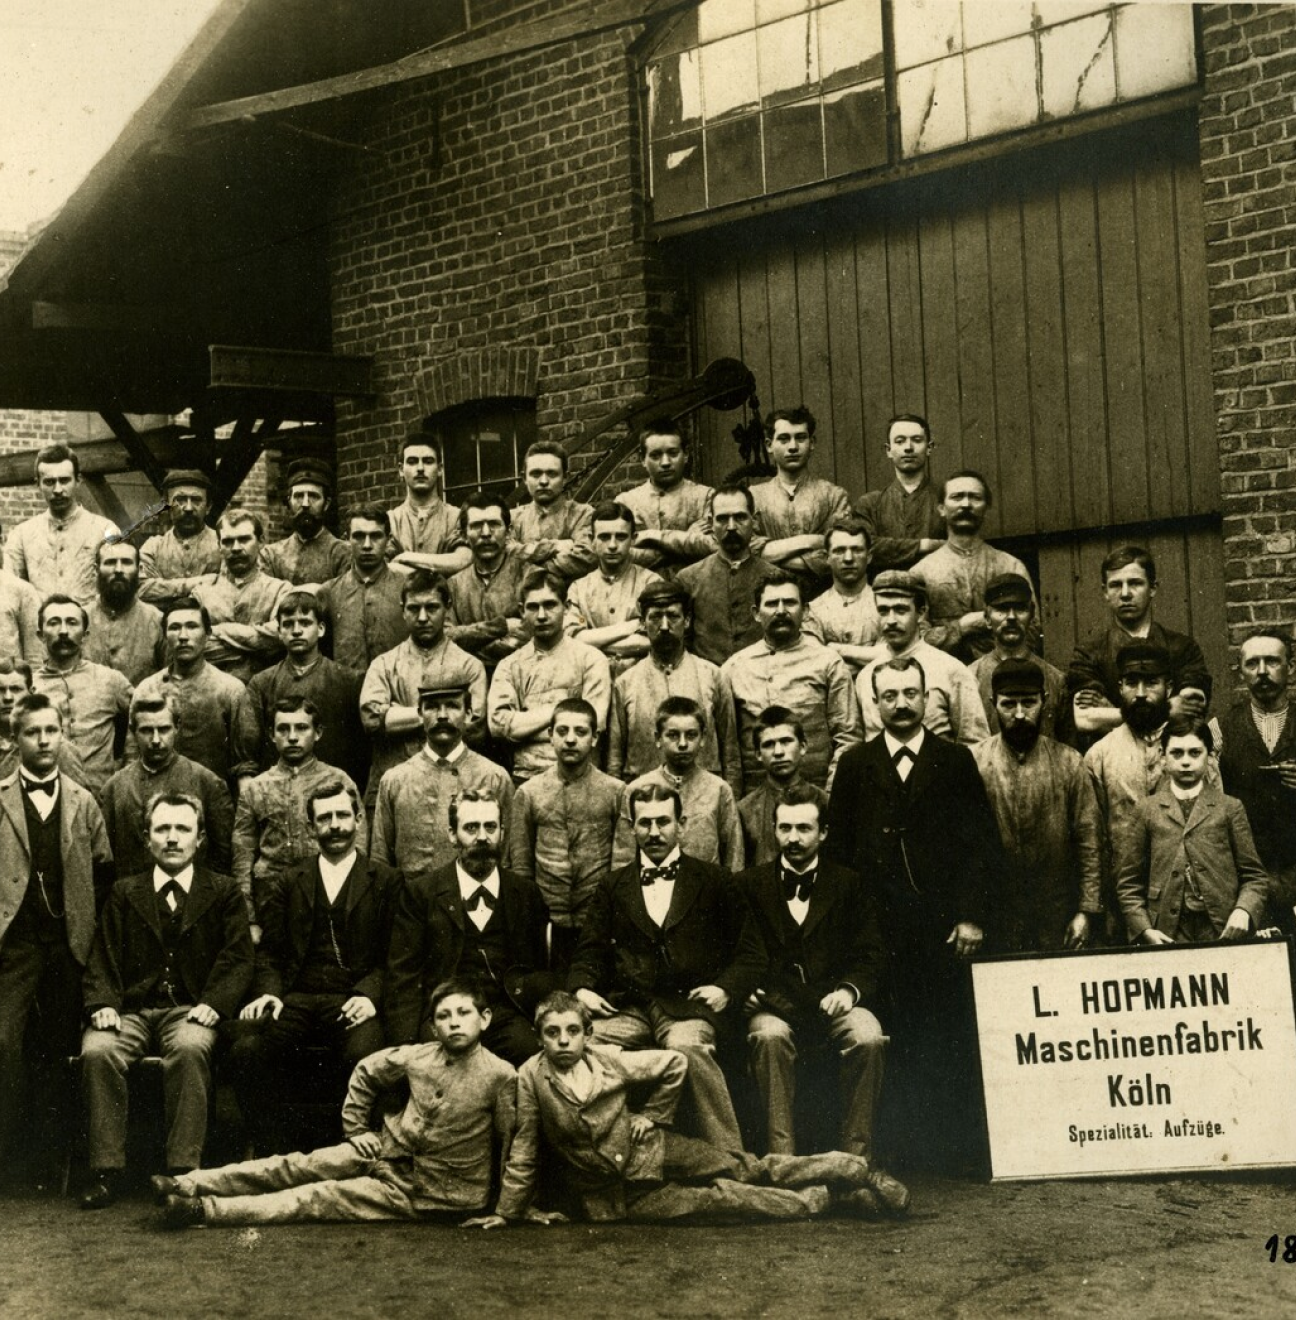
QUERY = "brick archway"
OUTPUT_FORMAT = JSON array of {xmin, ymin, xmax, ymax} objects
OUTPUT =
[{"xmin": 412, "ymin": 347, "xmax": 541, "ymax": 418}]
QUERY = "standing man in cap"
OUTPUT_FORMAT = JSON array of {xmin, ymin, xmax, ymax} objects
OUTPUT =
[
  {"xmin": 139, "ymin": 469, "xmax": 222, "ymax": 608},
  {"xmin": 968, "ymin": 573, "xmax": 1067, "ymax": 738},
  {"xmin": 387, "ymin": 431, "xmax": 472, "ymax": 576},
  {"xmin": 804, "ymin": 516, "xmax": 884, "ymax": 673},
  {"xmin": 856, "ymin": 571, "xmax": 989, "ymax": 746},
  {"xmin": 6, "ymin": 443, "xmax": 118, "ymax": 606},
  {"xmin": 261, "ymin": 459, "xmax": 350, "ymax": 587},
  {"xmin": 911, "ymin": 471, "xmax": 1035, "ymax": 664},
  {"xmin": 84, "ymin": 539, "xmax": 165, "ymax": 686},
  {"xmin": 852, "ymin": 414, "xmax": 945, "ymax": 574},
  {"xmin": 972, "ymin": 659, "xmax": 1104, "ymax": 952},
  {"xmin": 318, "ymin": 506, "xmax": 408, "ymax": 675}
]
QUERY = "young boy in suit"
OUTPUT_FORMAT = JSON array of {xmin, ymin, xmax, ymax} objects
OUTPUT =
[{"xmin": 156, "ymin": 979, "xmax": 516, "ymax": 1227}]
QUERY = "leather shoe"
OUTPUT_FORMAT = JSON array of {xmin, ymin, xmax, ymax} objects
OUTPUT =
[
  {"xmin": 158, "ymin": 1194, "xmax": 206, "ymax": 1231},
  {"xmin": 150, "ymin": 1174, "xmax": 183, "ymax": 1204},
  {"xmin": 79, "ymin": 1171, "xmax": 118, "ymax": 1211},
  {"xmin": 865, "ymin": 1168, "xmax": 912, "ymax": 1216}
]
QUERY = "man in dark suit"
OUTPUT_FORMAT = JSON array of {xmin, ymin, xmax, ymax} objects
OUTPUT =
[
  {"xmin": 80, "ymin": 792, "xmax": 253, "ymax": 1208},
  {"xmin": 567, "ymin": 782, "xmax": 752, "ymax": 1149},
  {"xmin": 738, "ymin": 784, "xmax": 887, "ymax": 1158},
  {"xmin": 824, "ymin": 655, "xmax": 1002, "ymax": 1173},
  {"xmin": 229, "ymin": 779, "xmax": 402, "ymax": 1152},
  {"xmin": 384, "ymin": 788, "xmax": 548, "ymax": 1065},
  {"xmin": 0, "ymin": 693, "xmax": 113, "ymax": 1183}
]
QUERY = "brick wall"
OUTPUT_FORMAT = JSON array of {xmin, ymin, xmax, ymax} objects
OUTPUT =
[
  {"xmin": 1198, "ymin": 5, "xmax": 1296, "ymax": 645},
  {"xmin": 329, "ymin": 0, "xmax": 691, "ymax": 512}
]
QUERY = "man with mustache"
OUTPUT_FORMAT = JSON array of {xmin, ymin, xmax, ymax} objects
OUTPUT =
[
  {"xmin": 971, "ymin": 659, "xmax": 1103, "ymax": 952},
  {"xmin": 607, "ymin": 579, "xmax": 741, "ymax": 794},
  {"xmin": 1211, "ymin": 628, "xmax": 1296, "ymax": 932},
  {"xmin": 386, "ymin": 431, "xmax": 472, "ymax": 576},
  {"xmin": 968, "ymin": 573, "xmax": 1067, "ymax": 738},
  {"xmin": 911, "ymin": 471, "xmax": 1036, "ymax": 664},
  {"xmin": 84, "ymin": 539, "xmax": 165, "ymax": 686},
  {"xmin": 372, "ymin": 681, "xmax": 513, "ymax": 880},
  {"xmin": 139, "ymin": 470, "xmax": 222, "ymax": 609},
  {"xmin": 444, "ymin": 494, "xmax": 530, "ymax": 668},
  {"xmin": 385, "ymin": 789, "xmax": 549, "ymax": 1065},
  {"xmin": 260, "ymin": 460, "xmax": 350, "ymax": 587},
  {"xmin": 675, "ymin": 484, "xmax": 779, "ymax": 668},
  {"xmin": 227, "ymin": 780, "xmax": 402, "ymax": 1153}
]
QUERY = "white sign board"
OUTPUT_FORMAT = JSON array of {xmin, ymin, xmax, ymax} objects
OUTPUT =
[{"xmin": 971, "ymin": 941, "xmax": 1296, "ymax": 1180}]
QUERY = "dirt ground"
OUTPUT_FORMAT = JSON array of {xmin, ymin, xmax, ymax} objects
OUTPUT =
[{"xmin": 5, "ymin": 1170, "xmax": 1296, "ymax": 1320}]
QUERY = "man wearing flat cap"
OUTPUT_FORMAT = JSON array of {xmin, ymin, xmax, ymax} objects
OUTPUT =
[
  {"xmin": 261, "ymin": 460, "xmax": 350, "ymax": 587},
  {"xmin": 968, "ymin": 573, "xmax": 1066, "ymax": 739},
  {"xmin": 856, "ymin": 571, "xmax": 989, "ymax": 746},
  {"xmin": 139, "ymin": 470, "xmax": 222, "ymax": 609},
  {"xmin": 972, "ymin": 659, "xmax": 1104, "ymax": 952}
]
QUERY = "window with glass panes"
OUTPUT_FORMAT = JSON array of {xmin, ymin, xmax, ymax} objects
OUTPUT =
[{"xmin": 430, "ymin": 399, "xmax": 537, "ymax": 504}]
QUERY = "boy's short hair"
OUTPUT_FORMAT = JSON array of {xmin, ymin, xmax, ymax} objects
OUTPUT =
[
  {"xmin": 129, "ymin": 695, "xmax": 180, "ymax": 730},
  {"xmin": 345, "ymin": 504, "xmax": 391, "ymax": 535},
  {"xmin": 654, "ymin": 694, "xmax": 706, "ymax": 737},
  {"xmin": 428, "ymin": 977, "xmax": 490, "ymax": 1017},
  {"xmin": 1160, "ymin": 714, "xmax": 1214, "ymax": 752},
  {"xmin": 825, "ymin": 515, "xmax": 872, "ymax": 551},
  {"xmin": 534, "ymin": 989, "xmax": 593, "ymax": 1032},
  {"xmin": 1101, "ymin": 546, "xmax": 1156, "ymax": 586},
  {"xmin": 11, "ymin": 692, "xmax": 60, "ymax": 735},
  {"xmin": 887, "ymin": 412, "xmax": 930, "ymax": 443},
  {"xmin": 521, "ymin": 569, "xmax": 567, "ymax": 604},
  {"xmin": 764, "ymin": 405, "xmax": 816, "ymax": 438},
  {"xmin": 524, "ymin": 439, "xmax": 569, "ymax": 474},
  {"xmin": 550, "ymin": 697, "xmax": 598, "ymax": 732},
  {"xmin": 401, "ymin": 569, "xmax": 451, "ymax": 607},
  {"xmin": 637, "ymin": 415, "xmax": 685, "ymax": 456},
  {"xmin": 276, "ymin": 589, "xmax": 326, "ymax": 622},
  {"xmin": 753, "ymin": 704, "xmax": 806, "ymax": 751},
  {"xmin": 590, "ymin": 500, "xmax": 636, "ymax": 534},
  {"xmin": 0, "ymin": 657, "xmax": 34, "ymax": 690},
  {"xmin": 162, "ymin": 595, "xmax": 213, "ymax": 632},
  {"xmin": 272, "ymin": 695, "xmax": 321, "ymax": 727}
]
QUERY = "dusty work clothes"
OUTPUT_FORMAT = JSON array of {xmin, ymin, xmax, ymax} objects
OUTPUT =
[
  {"xmin": 487, "ymin": 637, "xmax": 611, "ymax": 781},
  {"xmin": 192, "ymin": 567, "xmax": 291, "ymax": 681},
  {"xmin": 856, "ymin": 640, "xmax": 991, "ymax": 746},
  {"xmin": 969, "ymin": 650, "xmax": 1068, "ymax": 739},
  {"xmin": 612, "ymin": 766, "xmax": 744, "ymax": 872},
  {"xmin": 852, "ymin": 476, "xmax": 944, "ymax": 573},
  {"xmin": 505, "ymin": 762, "xmax": 623, "ymax": 930},
  {"xmin": 138, "ymin": 525, "xmax": 223, "ymax": 605},
  {"xmin": 33, "ymin": 659, "xmax": 132, "ymax": 795},
  {"xmin": 564, "ymin": 562, "xmax": 662, "ymax": 676},
  {"xmin": 675, "ymin": 553, "xmax": 780, "ymax": 668},
  {"xmin": 737, "ymin": 778, "xmax": 829, "ymax": 867},
  {"xmin": 131, "ymin": 662, "xmax": 248, "ymax": 783},
  {"xmin": 84, "ymin": 598, "xmax": 165, "ymax": 687},
  {"xmin": 387, "ymin": 497, "xmax": 464, "ymax": 559},
  {"xmin": 6, "ymin": 505, "xmax": 119, "ymax": 605},
  {"xmin": 804, "ymin": 585, "xmax": 882, "ymax": 661},
  {"xmin": 723, "ymin": 636, "xmax": 862, "ymax": 792},
  {"xmin": 371, "ymin": 745, "xmax": 514, "ymax": 878},
  {"xmin": 617, "ymin": 479, "xmax": 714, "ymax": 569},
  {"xmin": 260, "ymin": 529, "xmax": 350, "ymax": 586},
  {"xmin": 912, "ymin": 542, "xmax": 1037, "ymax": 662},
  {"xmin": 0, "ymin": 569, "xmax": 43, "ymax": 664},
  {"xmin": 750, "ymin": 476, "xmax": 851, "ymax": 582},
  {"xmin": 318, "ymin": 563, "xmax": 408, "ymax": 674},
  {"xmin": 509, "ymin": 497, "xmax": 596, "ymax": 580},
  {"xmin": 445, "ymin": 550, "xmax": 530, "ymax": 664}
]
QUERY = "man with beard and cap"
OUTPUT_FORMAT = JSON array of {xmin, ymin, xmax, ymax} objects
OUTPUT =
[
  {"xmin": 261, "ymin": 460, "xmax": 351, "ymax": 587},
  {"xmin": 968, "ymin": 573, "xmax": 1067, "ymax": 739},
  {"xmin": 509, "ymin": 441, "xmax": 596, "ymax": 583},
  {"xmin": 607, "ymin": 580, "xmax": 741, "ymax": 795},
  {"xmin": 386, "ymin": 431, "xmax": 472, "ymax": 576},
  {"xmin": 6, "ymin": 443, "xmax": 118, "ymax": 606},
  {"xmin": 360, "ymin": 570, "xmax": 487, "ymax": 807},
  {"xmin": 1210, "ymin": 627, "xmax": 1296, "ymax": 932},
  {"xmin": 971, "ymin": 659, "xmax": 1104, "ymax": 952},
  {"xmin": 33, "ymin": 593, "xmax": 133, "ymax": 796},
  {"xmin": 737, "ymin": 707, "xmax": 829, "ymax": 867},
  {"xmin": 675, "ymin": 484, "xmax": 779, "ymax": 668},
  {"xmin": 722, "ymin": 571, "xmax": 862, "ymax": 794},
  {"xmin": 823, "ymin": 656, "xmax": 1002, "ymax": 1174},
  {"xmin": 911, "ymin": 472, "xmax": 1036, "ymax": 664},
  {"xmin": 852, "ymin": 413, "xmax": 946, "ymax": 574},
  {"xmin": 139, "ymin": 470, "xmax": 222, "ymax": 608},
  {"xmin": 84, "ymin": 539, "xmax": 165, "ymax": 686},
  {"xmin": 803, "ymin": 517, "xmax": 884, "ymax": 673},
  {"xmin": 371, "ymin": 681, "xmax": 513, "ymax": 881},
  {"xmin": 444, "ymin": 494, "xmax": 530, "ymax": 668},
  {"xmin": 856, "ymin": 571, "xmax": 989, "ymax": 747},
  {"xmin": 564, "ymin": 501, "xmax": 662, "ymax": 678},
  {"xmin": 102, "ymin": 695, "xmax": 234, "ymax": 879},
  {"xmin": 318, "ymin": 506, "xmax": 409, "ymax": 675},
  {"xmin": 227, "ymin": 779, "xmax": 402, "ymax": 1154},
  {"xmin": 385, "ymin": 789, "xmax": 549, "ymax": 1065},
  {"xmin": 617, "ymin": 416, "xmax": 714, "ymax": 572},
  {"xmin": 1067, "ymin": 546, "xmax": 1212, "ymax": 746}
]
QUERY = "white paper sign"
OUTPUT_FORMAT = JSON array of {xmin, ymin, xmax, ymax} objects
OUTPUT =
[{"xmin": 972, "ymin": 941, "xmax": 1296, "ymax": 1180}]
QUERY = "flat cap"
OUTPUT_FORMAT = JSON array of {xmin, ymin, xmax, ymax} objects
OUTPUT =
[
  {"xmin": 991, "ymin": 657, "xmax": 1045, "ymax": 697},
  {"xmin": 417, "ymin": 680, "xmax": 470, "ymax": 702},
  {"xmin": 872, "ymin": 570, "xmax": 927, "ymax": 603},
  {"xmin": 1115, "ymin": 641, "xmax": 1171, "ymax": 679},
  {"xmin": 162, "ymin": 468, "xmax": 212, "ymax": 492},
  {"xmin": 984, "ymin": 572, "xmax": 1034, "ymax": 608},
  {"xmin": 284, "ymin": 458, "xmax": 334, "ymax": 491}
]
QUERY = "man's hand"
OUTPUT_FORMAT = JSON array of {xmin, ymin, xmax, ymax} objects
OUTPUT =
[
  {"xmin": 958, "ymin": 610, "xmax": 990, "ymax": 635},
  {"xmin": 462, "ymin": 1214, "xmax": 509, "ymax": 1230},
  {"xmin": 1219, "ymin": 908, "xmax": 1252, "ymax": 941},
  {"xmin": 1169, "ymin": 687, "xmax": 1208, "ymax": 720},
  {"xmin": 745, "ymin": 990, "xmax": 766, "ymax": 1013},
  {"xmin": 629, "ymin": 1114, "xmax": 655, "ymax": 1144},
  {"xmin": 575, "ymin": 988, "xmax": 616, "ymax": 1018},
  {"xmin": 1063, "ymin": 913, "xmax": 1092, "ymax": 950},
  {"xmin": 249, "ymin": 923, "xmax": 263, "ymax": 947},
  {"xmin": 523, "ymin": 1208, "xmax": 569, "ymax": 1226},
  {"xmin": 349, "ymin": 1131, "xmax": 382, "ymax": 1159},
  {"xmin": 340, "ymin": 996, "xmax": 377, "ymax": 1027},
  {"xmin": 1141, "ymin": 929, "xmax": 1175, "ymax": 946},
  {"xmin": 819, "ymin": 988, "xmax": 856, "ymax": 1018},
  {"xmin": 524, "ymin": 539, "xmax": 557, "ymax": 564},
  {"xmin": 90, "ymin": 1008, "xmax": 121, "ymax": 1032},
  {"xmin": 946, "ymin": 923, "xmax": 983, "ymax": 958},
  {"xmin": 1072, "ymin": 689, "xmax": 1108, "ymax": 709},
  {"xmin": 688, "ymin": 985, "xmax": 729, "ymax": 1013},
  {"xmin": 240, "ymin": 994, "xmax": 283, "ymax": 1021},
  {"xmin": 1270, "ymin": 761, "xmax": 1296, "ymax": 792},
  {"xmin": 187, "ymin": 1003, "xmax": 220, "ymax": 1028}
]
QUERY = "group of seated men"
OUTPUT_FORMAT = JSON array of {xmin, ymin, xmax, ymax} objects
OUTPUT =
[{"xmin": 0, "ymin": 407, "xmax": 1290, "ymax": 1215}]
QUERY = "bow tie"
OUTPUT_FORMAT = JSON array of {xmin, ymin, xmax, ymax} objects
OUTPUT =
[
  {"xmin": 641, "ymin": 861, "xmax": 679, "ymax": 886},
  {"xmin": 781, "ymin": 869, "xmax": 816, "ymax": 903},
  {"xmin": 22, "ymin": 778, "xmax": 56, "ymax": 798},
  {"xmin": 464, "ymin": 884, "xmax": 496, "ymax": 914},
  {"xmin": 159, "ymin": 880, "xmax": 186, "ymax": 914},
  {"xmin": 892, "ymin": 745, "xmax": 916, "ymax": 765}
]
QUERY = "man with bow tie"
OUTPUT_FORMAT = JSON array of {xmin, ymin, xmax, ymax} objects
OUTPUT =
[
  {"xmin": 384, "ymin": 789, "xmax": 549, "ymax": 1065},
  {"xmin": 0, "ymin": 692, "xmax": 113, "ymax": 1186},
  {"xmin": 567, "ymin": 783, "xmax": 753, "ymax": 1149},
  {"xmin": 735, "ymin": 784, "xmax": 887, "ymax": 1158}
]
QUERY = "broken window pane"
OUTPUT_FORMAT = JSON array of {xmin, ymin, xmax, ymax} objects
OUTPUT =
[
  {"xmin": 898, "ymin": 55, "xmax": 967, "ymax": 154},
  {"xmin": 758, "ymin": 12, "xmax": 819, "ymax": 105},
  {"xmin": 824, "ymin": 80, "xmax": 888, "ymax": 176},
  {"xmin": 1040, "ymin": 12, "xmax": 1117, "ymax": 120},
  {"xmin": 648, "ymin": 51, "xmax": 703, "ymax": 136},
  {"xmin": 651, "ymin": 131, "xmax": 707, "ymax": 220}
]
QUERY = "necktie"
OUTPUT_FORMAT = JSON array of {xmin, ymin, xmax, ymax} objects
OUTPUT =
[
  {"xmin": 23, "ymin": 778, "xmax": 55, "ymax": 799},
  {"xmin": 465, "ymin": 884, "xmax": 496, "ymax": 914},
  {"xmin": 892, "ymin": 746, "xmax": 915, "ymax": 766},
  {"xmin": 162, "ymin": 880, "xmax": 185, "ymax": 915},
  {"xmin": 641, "ymin": 861, "xmax": 679, "ymax": 886},
  {"xmin": 781, "ymin": 869, "xmax": 816, "ymax": 903}
]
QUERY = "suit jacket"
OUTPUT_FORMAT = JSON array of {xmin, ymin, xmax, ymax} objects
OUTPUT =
[
  {"xmin": 566, "ymin": 854, "xmax": 751, "ymax": 1026},
  {"xmin": 384, "ymin": 862, "xmax": 549, "ymax": 1044},
  {"xmin": 254, "ymin": 853, "xmax": 404, "ymax": 1004},
  {"xmin": 824, "ymin": 733, "xmax": 1002, "ymax": 957},
  {"xmin": 1216, "ymin": 699, "xmax": 1296, "ymax": 873},
  {"xmin": 0, "ymin": 770, "xmax": 114, "ymax": 964},
  {"xmin": 733, "ymin": 859, "xmax": 886, "ymax": 1015},
  {"xmin": 83, "ymin": 866, "xmax": 254, "ymax": 1019},
  {"xmin": 1115, "ymin": 782, "xmax": 1272, "ymax": 940}
]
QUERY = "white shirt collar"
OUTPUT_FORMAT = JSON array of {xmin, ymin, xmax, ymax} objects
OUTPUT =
[
  {"xmin": 638, "ymin": 846, "xmax": 682, "ymax": 873},
  {"xmin": 153, "ymin": 864, "xmax": 195, "ymax": 893},
  {"xmin": 455, "ymin": 862, "xmax": 500, "ymax": 897},
  {"xmin": 319, "ymin": 851, "xmax": 358, "ymax": 900},
  {"xmin": 424, "ymin": 740, "xmax": 467, "ymax": 766},
  {"xmin": 883, "ymin": 728, "xmax": 926, "ymax": 758},
  {"xmin": 19, "ymin": 768, "xmax": 59, "ymax": 788}
]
